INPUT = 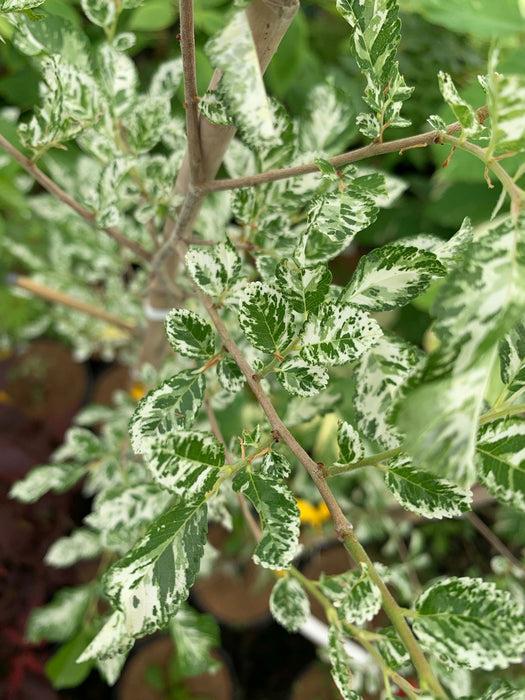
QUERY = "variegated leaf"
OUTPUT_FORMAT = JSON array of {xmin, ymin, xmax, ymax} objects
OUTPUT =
[
  {"xmin": 275, "ymin": 358, "xmax": 329, "ymax": 397},
  {"xmin": 299, "ymin": 303, "xmax": 382, "ymax": 367},
  {"xmin": 499, "ymin": 324, "xmax": 525, "ymax": 396},
  {"xmin": 95, "ymin": 652, "xmax": 128, "ymax": 687},
  {"xmin": 476, "ymin": 418, "xmax": 525, "ymax": 511},
  {"xmin": 149, "ymin": 58, "xmax": 183, "ymax": 99},
  {"xmin": 340, "ymin": 245, "xmax": 446, "ymax": 312},
  {"xmin": 299, "ymin": 82, "xmax": 356, "ymax": 154},
  {"xmin": 487, "ymin": 52, "xmax": 525, "ymax": 156},
  {"xmin": 145, "ymin": 430, "xmax": 224, "ymax": 496},
  {"xmin": 354, "ymin": 334, "xmax": 423, "ymax": 449},
  {"xmin": 238, "ymin": 282, "xmax": 296, "ymax": 355},
  {"xmin": 169, "ymin": 604, "xmax": 221, "ymax": 676},
  {"xmin": 337, "ymin": 421, "xmax": 364, "ymax": 465},
  {"xmin": 413, "ymin": 577, "xmax": 525, "ymax": 670},
  {"xmin": 438, "ymin": 72, "xmax": 484, "ymax": 139},
  {"xmin": 275, "ymin": 259, "xmax": 332, "ymax": 314},
  {"xmin": 270, "ymin": 576, "xmax": 310, "ymax": 632},
  {"xmin": 205, "ymin": 10, "xmax": 278, "ymax": 148},
  {"xmin": 81, "ymin": 0, "xmax": 117, "ymax": 29},
  {"xmin": 328, "ymin": 625, "xmax": 362, "ymax": 700},
  {"xmin": 26, "ymin": 586, "xmax": 92, "ymax": 643},
  {"xmin": 186, "ymin": 239, "xmax": 243, "ymax": 301},
  {"xmin": 384, "ymin": 454, "xmax": 472, "ymax": 519},
  {"xmin": 320, "ymin": 565, "xmax": 382, "ymax": 625},
  {"xmin": 85, "ymin": 484, "xmax": 172, "ymax": 552},
  {"xmin": 45, "ymin": 529, "xmax": 102, "ymax": 568},
  {"xmin": 1, "ymin": 0, "xmax": 45, "ymax": 9},
  {"xmin": 129, "ymin": 369, "xmax": 205, "ymax": 455},
  {"xmin": 102, "ymin": 482, "xmax": 213, "ymax": 639},
  {"xmin": 336, "ymin": 0, "xmax": 412, "ymax": 140},
  {"xmin": 9, "ymin": 463, "xmax": 85, "ymax": 504},
  {"xmin": 477, "ymin": 680, "xmax": 525, "ymax": 700},
  {"xmin": 375, "ymin": 627, "xmax": 409, "ymax": 670},
  {"xmin": 216, "ymin": 353, "xmax": 245, "ymax": 394},
  {"xmin": 77, "ymin": 611, "xmax": 134, "ymax": 662},
  {"xmin": 165, "ymin": 309, "xmax": 216, "ymax": 360},
  {"xmin": 233, "ymin": 453, "xmax": 300, "ymax": 570}
]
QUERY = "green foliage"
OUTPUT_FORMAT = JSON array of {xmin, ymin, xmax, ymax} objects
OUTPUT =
[{"xmin": 270, "ymin": 576, "xmax": 310, "ymax": 632}]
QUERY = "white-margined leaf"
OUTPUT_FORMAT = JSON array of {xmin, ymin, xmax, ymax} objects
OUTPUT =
[
  {"xmin": 340, "ymin": 245, "xmax": 446, "ymax": 312},
  {"xmin": 26, "ymin": 585, "xmax": 92, "ymax": 643},
  {"xmin": 169, "ymin": 604, "xmax": 221, "ymax": 677},
  {"xmin": 275, "ymin": 259, "xmax": 332, "ymax": 314},
  {"xmin": 12, "ymin": 12, "xmax": 90, "ymax": 68},
  {"xmin": 124, "ymin": 95, "xmax": 172, "ymax": 153},
  {"xmin": 77, "ymin": 611, "xmax": 134, "ymax": 662},
  {"xmin": 336, "ymin": 0, "xmax": 412, "ymax": 140},
  {"xmin": 477, "ymin": 680, "xmax": 525, "ymax": 700},
  {"xmin": 149, "ymin": 58, "xmax": 183, "ymax": 99},
  {"xmin": 413, "ymin": 577, "xmax": 525, "ymax": 670},
  {"xmin": 354, "ymin": 334, "xmax": 423, "ymax": 449},
  {"xmin": 275, "ymin": 358, "xmax": 329, "ymax": 397},
  {"xmin": 165, "ymin": 308, "xmax": 216, "ymax": 360},
  {"xmin": 129, "ymin": 369, "xmax": 206, "ymax": 454},
  {"xmin": 299, "ymin": 81, "xmax": 356, "ymax": 154},
  {"xmin": 270, "ymin": 576, "xmax": 310, "ymax": 632},
  {"xmin": 436, "ymin": 217, "xmax": 473, "ymax": 268},
  {"xmin": 145, "ymin": 431, "xmax": 224, "ymax": 496},
  {"xmin": 375, "ymin": 627, "xmax": 409, "ymax": 670},
  {"xmin": 233, "ymin": 453, "xmax": 300, "ymax": 570},
  {"xmin": 384, "ymin": 455, "xmax": 472, "ymax": 519},
  {"xmin": 45, "ymin": 529, "xmax": 102, "ymax": 568},
  {"xmin": 476, "ymin": 418, "xmax": 525, "ymax": 511},
  {"xmin": 328, "ymin": 625, "xmax": 362, "ymax": 700},
  {"xmin": 205, "ymin": 10, "xmax": 278, "ymax": 148},
  {"xmin": 320, "ymin": 565, "xmax": 382, "ymax": 625},
  {"xmin": 95, "ymin": 43, "xmax": 138, "ymax": 116},
  {"xmin": 337, "ymin": 421, "xmax": 364, "ymax": 465},
  {"xmin": 499, "ymin": 324, "xmax": 525, "ymax": 396},
  {"xmin": 438, "ymin": 72, "xmax": 484, "ymax": 139},
  {"xmin": 238, "ymin": 282, "xmax": 296, "ymax": 355},
  {"xmin": 299, "ymin": 303, "xmax": 382, "ymax": 367},
  {"xmin": 95, "ymin": 652, "xmax": 127, "ymax": 687},
  {"xmin": 80, "ymin": 0, "xmax": 117, "ymax": 29},
  {"xmin": 101, "ymin": 482, "xmax": 213, "ymax": 639},
  {"xmin": 487, "ymin": 52, "xmax": 525, "ymax": 156},
  {"xmin": 85, "ymin": 484, "xmax": 172, "ymax": 552},
  {"xmin": 216, "ymin": 353, "xmax": 245, "ymax": 394},
  {"xmin": 199, "ymin": 88, "xmax": 233, "ymax": 126},
  {"xmin": 186, "ymin": 238, "xmax": 242, "ymax": 301},
  {"xmin": 9, "ymin": 463, "xmax": 85, "ymax": 503}
]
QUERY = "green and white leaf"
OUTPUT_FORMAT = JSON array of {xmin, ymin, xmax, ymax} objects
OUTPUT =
[
  {"xmin": 45, "ymin": 528, "xmax": 102, "ymax": 568},
  {"xmin": 9, "ymin": 463, "xmax": 85, "ymax": 503},
  {"xmin": 328, "ymin": 625, "xmax": 362, "ymax": 700},
  {"xmin": 477, "ymin": 680, "xmax": 525, "ymax": 700},
  {"xmin": 149, "ymin": 58, "xmax": 183, "ymax": 99},
  {"xmin": 238, "ymin": 282, "xmax": 296, "ymax": 354},
  {"xmin": 186, "ymin": 238, "xmax": 243, "ymax": 301},
  {"xmin": 77, "ymin": 611, "xmax": 134, "ymax": 662},
  {"xmin": 320, "ymin": 565, "xmax": 382, "ymax": 625},
  {"xmin": 499, "ymin": 323, "xmax": 525, "ymax": 396},
  {"xmin": 275, "ymin": 358, "xmax": 329, "ymax": 397},
  {"xmin": 275, "ymin": 259, "xmax": 332, "ymax": 315},
  {"xmin": 299, "ymin": 303, "xmax": 382, "ymax": 367},
  {"xmin": 205, "ymin": 11, "xmax": 278, "ymax": 147},
  {"xmin": 270, "ymin": 576, "xmax": 310, "ymax": 632},
  {"xmin": 336, "ymin": 0, "xmax": 412, "ymax": 139},
  {"xmin": 81, "ymin": 0, "xmax": 117, "ymax": 29},
  {"xmin": 375, "ymin": 627, "xmax": 409, "ymax": 670},
  {"xmin": 354, "ymin": 334, "xmax": 423, "ymax": 449},
  {"xmin": 413, "ymin": 577, "xmax": 525, "ymax": 670},
  {"xmin": 337, "ymin": 421, "xmax": 365, "ymax": 465},
  {"xmin": 216, "ymin": 353, "xmax": 245, "ymax": 394},
  {"xmin": 438, "ymin": 72, "xmax": 484, "ymax": 139},
  {"xmin": 102, "ymin": 483, "xmax": 213, "ymax": 638},
  {"xmin": 145, "ymin": 430, "xmax": 224, "ymax": 496},
  {"xmin": 129, "ymin": 369, "xmax": 206, "ymax": 454},
  {"xmin": 1, "ymin": 0, "xmax": 45, "ymax": 9},
  {"xmin": 95, "ymin": 652, "xmax": 127, "ymax": 687},
  {"xmin": 487, "ymin": 52, "xmax": 525, "ymax": 156},
  {"xmin": 384, "ymin": 454, "xmax": 472, "ymax": 519},
  {"xmin": 233, "ymin": 454, "xmax": 300, "ymax": 570},
  {"xmin": 95, "ymin": 43, "xmax": 138, "ymax": 116},
  {"xmin": 340, "ymin": 245, "xmax": 446, "ymax": 312},
  {"xmin": 299, "ymin": 81, "xmax": 356, "ymax": 154},
  {"xmin": 26, "ymin": 586, "xmax": 92, "ymax": 643},
  {"xmin": 476, "ymin": 417, "xmax": 525, "ymax": 511},
  {"xmin": 165, "ymin": 308, "xmax": 216, "ymax": 360},
  {"xmin": 169, "ymin": 604, "xmax": 221, "ymax": 677}
]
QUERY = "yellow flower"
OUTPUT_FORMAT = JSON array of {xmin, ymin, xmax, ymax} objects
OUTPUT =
[
  {"xmin": 296, "ymin": 498, "xmax": 331, "ymax": 528},
  {"xmin": 0, "ymin": 390, "xmax": 12, "ymax": 405},
  {"xmin": 129, "ymin": 382, "xmax": 146, "ymax": 402}
]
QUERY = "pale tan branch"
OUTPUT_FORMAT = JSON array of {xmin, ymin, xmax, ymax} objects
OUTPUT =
[
  {"xmin": 180, "ymin": 0, "xmax": 203, "ymax": 185},
  {"xmin": 0, "ymin": 133, "xmax": 152, "ymax": 262}
]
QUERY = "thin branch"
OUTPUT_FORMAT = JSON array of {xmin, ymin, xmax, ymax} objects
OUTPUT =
[
  {"xmin": 467, "ymin": 511, "xmax": 525, "ymax": 574},
  {"xmin": 201, "ymin": 106, "xmax": 491, "ymax": 193},
  {"xmin": 0, "ymin": 133, "xmax": 152, "ymax": 262},
  {"xmin": 8, "ymin": 273, "xmax": 140, "ymax": 335},
  {"xmin": 180, "ymin": 0, "xmax": 203, "ymax": 185}
]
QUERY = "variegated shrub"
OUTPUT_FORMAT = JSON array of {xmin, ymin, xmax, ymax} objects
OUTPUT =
[{"xmin": 3, "ymin": 0, "xmax": 525, "ymax": 698}]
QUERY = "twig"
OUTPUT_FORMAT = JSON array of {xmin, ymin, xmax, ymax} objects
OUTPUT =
[
  {"xmin": 180, "ymin": 0, "xmax": 203, "ymax": 185},
  {"xmin": 0, "ymin": 133, "xmax": 152, "ymax": 262},
  {"xmin": 467, "ymin": 511, "xmax": 525, "ymax": 574},
  {"xmin": 7, "ymin": 273, "xmax": 140, "ymax": 335},
  {"xmin": 201, "ymin": 106, "xmax": 490, "ymax": 193}
]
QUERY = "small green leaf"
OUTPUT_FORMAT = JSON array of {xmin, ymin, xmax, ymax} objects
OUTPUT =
[
  {"xmin": 46, "ymin": 628, "xmax": 95, "ymax": 689},
  {"xmin": 299, "ymin": 303, "xmax": 382, "ymax": 367},
  {"xmin": 328, "ymin": 625, "xmax": 362, "ymax": 700},
  {"xmin": 270, "ymin": 576, "xmax": 310, "ymax": 632},
  {"xmin": 80, "ymin": 0, "xmax": 116, "ymax": 29},
  {"xmin": 26, "ymin": 586, "xmax": 92, "ymax": 644},
  {"xmin": 438, "ymin": 72, "xmax": 484, "ymax": 139},
  {"xmin": 476, "ymin": 417, "xmax": 525, "ymax": 511},
  {"xmin": 320, "ymin": 565, "xmax": 382, "ymax": 625},
  {"xmin": 275, "ymin": 358, "xmax": 329, "ymax": 398},
  {"xmin": 127, "ymin": 0, "xmax": 177, "ymax": 31},
  {"xmin": 413, "ymin": 577, "xmax": 525, "ymax": 670},
  {"xmin": 340, "ymin": 245, "xmax": 446, "ymax": 312},
  {"xmin": 165, "ymin": 308, "xmax": 216, "ymax": 359},
  {"xmin": 169, "ymin": 604, "xmax": 221, "ymax": 677},
  {"xmin": 337, "ymin": 421, "xmax": 364, "ymax": 465},
  {"xmin": 238, "ymin": 282, "xmax": 296, "ymax": 355},
  {"xmin": 129, "ymin": 369, "xmax": 206, "ymax": 454},
  {"xmin": 233, "ymin": 453, "xmax": 300, "ymax": 570}
]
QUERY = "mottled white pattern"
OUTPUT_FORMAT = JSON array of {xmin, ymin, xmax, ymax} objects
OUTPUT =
[
  {"xmin": 477, "ymin": 417, "xmax": 525, "ymax": 511},
  {"xmin": 270, "ymin": 577, "xmax": 310, "ymax": 632},
  {"xmin": 45, "ymin": 528, "xmax": 102, "ymax": 568}
]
